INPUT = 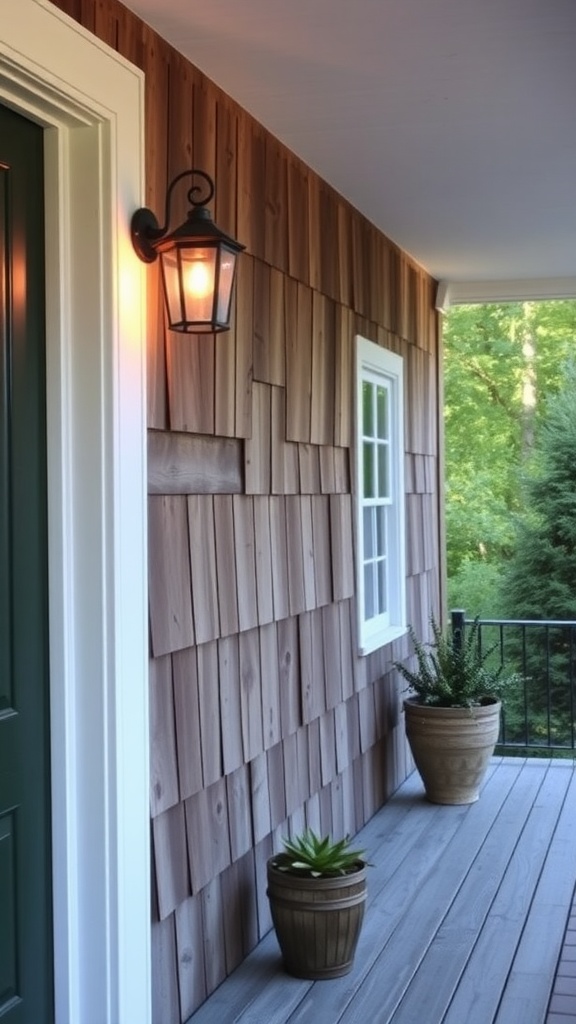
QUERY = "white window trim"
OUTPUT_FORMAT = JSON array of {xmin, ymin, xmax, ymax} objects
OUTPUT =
[
  {"xmin": 1, "ymin": 4, "xmax": 150, "ymax": 1023},
  {"xmin": 355, "ymin": 336, "xmax": 407, "ymax": 655}
]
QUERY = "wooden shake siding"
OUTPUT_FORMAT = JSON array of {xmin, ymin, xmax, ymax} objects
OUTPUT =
[{"xmin": 51, "ymin": 2, "xmax": 442, "ymax": 1020}]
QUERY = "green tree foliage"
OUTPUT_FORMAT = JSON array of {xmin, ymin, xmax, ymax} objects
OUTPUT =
[
  {"xmin": 500, "ymin": 365, "xmax": 576, "ymax": 620},
  {"xmin": 497, "ymin": 365, "xmax": 576, "ymax": 745},
  {"xmin": 444, "ymin": 300, "xmax": 576, "ymax": 617},
  {"xmin": 448, "ymin": 561, "xmax": 505, "ymax": 620}
]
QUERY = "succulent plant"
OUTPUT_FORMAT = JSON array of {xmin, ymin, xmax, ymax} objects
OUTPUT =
[{"xmin": 272, "ymin": 829, "xmax": 366, "ymax": 878}]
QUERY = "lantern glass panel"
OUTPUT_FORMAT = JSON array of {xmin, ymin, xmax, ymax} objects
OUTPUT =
[
  {"xmin": 161, "ymin": 248, "xmax": 184, "ymax": 328},
  {"xmin": 180, "ymin": 246, "xmax": 217, "ymax": 326},
  {"xmin": 215, "ymin": 246, "xmax": 237, "ymax": 326}
]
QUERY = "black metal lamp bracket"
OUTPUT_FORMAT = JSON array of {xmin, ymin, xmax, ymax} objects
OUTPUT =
[{"xmin": 131, "ymin": 168, "xmax": 215, "ymax": 263}]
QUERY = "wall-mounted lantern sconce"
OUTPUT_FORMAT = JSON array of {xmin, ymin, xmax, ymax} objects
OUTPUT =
[{"xmin": 131, "ymin": 169, "xmax": 244, "ymax": 333}]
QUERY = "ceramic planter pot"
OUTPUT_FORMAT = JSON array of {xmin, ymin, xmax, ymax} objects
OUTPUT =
[
  {"xmin": 266, "ymin": 858, "xmax": 367, "ymax": 979},
  {"xmin": 403, "ymin": 697, "xmax": 502, "ymax": 804}
]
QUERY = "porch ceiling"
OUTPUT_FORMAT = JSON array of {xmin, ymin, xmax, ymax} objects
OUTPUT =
[{"xmin": 124, "ymin": 0, "xmax": 576, "ymax": 299}]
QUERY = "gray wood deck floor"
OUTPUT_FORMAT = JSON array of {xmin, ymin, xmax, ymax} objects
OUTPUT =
[{"xmin": 186, "ymin": 757, "xmax": 576, "ymax": 1024}]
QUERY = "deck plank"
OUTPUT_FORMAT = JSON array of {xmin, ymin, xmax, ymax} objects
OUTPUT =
[
  {"xmin": 286, "ymin": 764, "xmax": 513, "ymax": 1024},
  {"xmin": 389, "ymin": 760, "xmax": 561, "ymax": 1023},
  {"xmin": 442, "ymin": 762, "xmax": 573, "ymax": 1024},
  {"xmin": 185, "ymin": 760, "xmax": 576, "ymax": 1024},
  {"xmin": 494, "ymin": 767, "xmax": 576, "ymax": 1024}
]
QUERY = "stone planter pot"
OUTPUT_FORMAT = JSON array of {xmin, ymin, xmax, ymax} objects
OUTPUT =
[
  {"xmin": 403, "ymin": 697, "xmax": 502, "ymax": 804},
  {"xmin": 266, "ymin": 858, "xmax": 367, "ymax": 979}
]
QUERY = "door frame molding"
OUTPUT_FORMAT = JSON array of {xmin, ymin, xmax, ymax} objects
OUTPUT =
[{"xmin": 0, "ymin": 4, "xmax": 150, "ymax": 1022}]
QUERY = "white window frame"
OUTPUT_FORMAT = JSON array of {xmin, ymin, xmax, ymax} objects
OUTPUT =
[{"xmin": 355, "ymin": 336, "xmax": 406, "ymax": 654}]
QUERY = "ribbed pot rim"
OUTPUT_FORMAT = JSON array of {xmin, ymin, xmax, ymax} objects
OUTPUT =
[
  {"xmin": 267, "ymin": 857, "xmax": 367, "ymax": 890},
  {"xmin": 404, "ymin": 697, "xmax": 501, "ymax": 716}
]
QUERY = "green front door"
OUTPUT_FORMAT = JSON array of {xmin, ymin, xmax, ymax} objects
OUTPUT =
[{"xmin": 0, "ymin": 104, "xmax": 53, "ymax": 1022}]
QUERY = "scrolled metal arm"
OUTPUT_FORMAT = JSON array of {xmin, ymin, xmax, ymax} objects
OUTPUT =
[
  {"xmin": 131, "ymin": 167, "xmax": 216, "ymax": 262},
  {"xmin": 156, "ymin": 168, "xmax": 215, "ymax": 237}
]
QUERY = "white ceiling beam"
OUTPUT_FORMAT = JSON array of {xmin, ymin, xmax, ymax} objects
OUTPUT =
[{"xmin": 436, "ymin": 278, "xmax": 576, "ymax": 312}]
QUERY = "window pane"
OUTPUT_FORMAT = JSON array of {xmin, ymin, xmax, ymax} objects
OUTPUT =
[
  {"xmin": 363, "ymin": 442, "xmax": 374, "ymax": 498},
  {"xmin": 377, "ymin": 386, "xmax": 388, "ymax": 440},
  {"xmin": 377, "ymin": 560, "xmax": 387, "ymax": 614},
  {"xmin": 363, "ymin": 507, "xmax": 374, "ymax": 558},
  {"xmin": 364, "ymin": 563, "xmax": 375, "ymax": 620},
  {"xmin": 376, "ymin": 507, "xmax": 386, "ymax": 556},
  {"xmin": 378, "ymin": 444, "xmax": 390, "ymax": 498},
  {"xmin": 362, "ymin": 381, "xmax": 373, "ymax": 437}
]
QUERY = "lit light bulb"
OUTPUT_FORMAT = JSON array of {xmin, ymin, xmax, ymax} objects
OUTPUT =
[{"xmin": 185, "ymin": 260, "xmax": 211, "ymax": 299}]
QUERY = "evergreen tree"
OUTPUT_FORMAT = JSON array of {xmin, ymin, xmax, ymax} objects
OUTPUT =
[
  {"xmin": 444, "ymin": 300, "xmax": 576, "ymax": 616},
  {"xmin": 501, "ymin": 363, "xmax": 576, "ymax": 619},
  {"xmin": 500, "ymin": 364, "xmax": 576, "ymax": 744}
]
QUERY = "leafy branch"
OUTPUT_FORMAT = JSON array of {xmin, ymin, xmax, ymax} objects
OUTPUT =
[{"xmin": 395, "ymin": 616, "xmax": 522, "ymax": 708}]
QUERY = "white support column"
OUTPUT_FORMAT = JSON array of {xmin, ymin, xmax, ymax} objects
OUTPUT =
[{"xmin": 0, "ymin": 3, "xmax": 150, "ymax": 1021}]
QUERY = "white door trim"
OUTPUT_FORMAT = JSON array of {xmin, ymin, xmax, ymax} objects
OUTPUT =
[{"xmin": 0, "ymin": 3, "xmax": 150, "ymax": 1022}]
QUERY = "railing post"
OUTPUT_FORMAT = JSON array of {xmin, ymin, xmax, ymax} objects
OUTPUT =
[{"xmin": 451, "ymin": 608, "xmax": 466, "ymax": 653}]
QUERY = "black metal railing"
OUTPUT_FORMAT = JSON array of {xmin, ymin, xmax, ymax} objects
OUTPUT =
[{"xmin": 451, "ymin": 610, "xmax": 576, "ymax": 754}]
